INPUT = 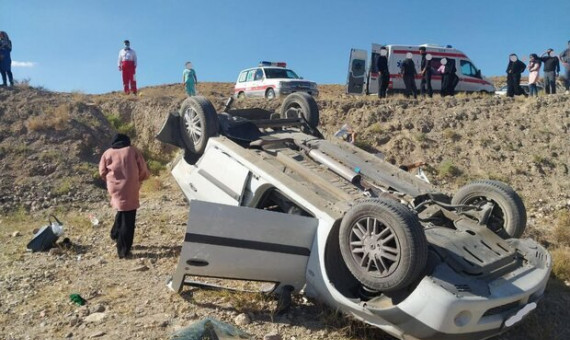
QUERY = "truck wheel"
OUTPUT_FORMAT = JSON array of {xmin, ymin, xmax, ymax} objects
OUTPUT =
[
  {"xmin": 339, "ymin": 198, "xmax": 428, "ymax": 292},
  {"xmin": 265, "ymin": 88, "xmax": 276, "ymax": 100},
  {"xmin": 280, "ymin": 92, "xmax": 319, "ymax": 129},
  {"xmin": 238, "ymin": 92, "xmax": 245, "ymax": 99},
  {"xmin": 452, "ymin": 180, "xmax": 526, "ymax": 239},
  {"xmin": 179, "ymin": 96, "xmax": 219, "ymax": 155}
]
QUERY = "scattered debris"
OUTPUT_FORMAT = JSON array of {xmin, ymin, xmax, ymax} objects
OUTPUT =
[
  {"xmin": 84, "ymin": 312, "xmax": 106, "ymax": 324},
  {"xmin": 26, "ymin": 215, "xmax": 64, "ymax": 252},
  {"xmin": 263, "ymin": 333, "xmax": 282, "ymax": 340},
  {"xmin": 69, "ymin": 293, "xmax": 86, "ymax": 306},
  {"xmin": 89, "ymin": 330, "xmax": 106, "ymax": 338},
  {"xmin": 170, "ymin": 317, "xmax": 250, "ymax": 340},
  {"xmin": 11, "ymin": 231, "xmax": 21, "ymax": 237},
  {"xmin": 234, "ymin": 313, "xmax": 251, "ymax": 326}
]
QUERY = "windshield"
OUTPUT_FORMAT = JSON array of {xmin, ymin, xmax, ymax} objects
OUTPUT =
[{"xmin": 264, "ymin": 68, "xmax": 300, "ymax": 79}]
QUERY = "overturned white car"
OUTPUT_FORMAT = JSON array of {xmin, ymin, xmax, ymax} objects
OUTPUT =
[{"xmin": 157, "ymin": 93, "xmax": 551, "ymax": 340}]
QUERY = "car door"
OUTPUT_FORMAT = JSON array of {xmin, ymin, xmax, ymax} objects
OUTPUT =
[
  {"xmin": 346, "ymin": 48, "xmax": 368, "ymax": 94},
  {"xmin": 251, "ymin": 68, "xmax": 265, "ymax": 97},
  {"xmin": 170, "ymin": 199, "xmax": 319, "ymax": 292}
]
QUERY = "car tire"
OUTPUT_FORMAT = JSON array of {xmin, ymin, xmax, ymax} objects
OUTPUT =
[
  {"xmin": 339, "ymin": 198, "xmax": 428, "ymax": 292},
  {"xmin": 265, "ymin": 88, "xmax": 276, "ymax": 100},
  {"xmin": 179, "ymin": 96, "xmax": 219, "ymax": 155},
  {"xmin": 237, "ymin": 92, "xmax": 245, "ymax": 99},
  {"xmin": 451, "ymin": 180, "xmax": 526, "ymax": 239},
  {"xmin": 280, "ymin": 92, "xmax": 319, "ymax": 129}
]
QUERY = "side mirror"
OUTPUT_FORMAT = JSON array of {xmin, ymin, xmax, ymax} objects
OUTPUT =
[{"xmin": 476, "ymin": 69, "xmax": 481, "ymax": 78}]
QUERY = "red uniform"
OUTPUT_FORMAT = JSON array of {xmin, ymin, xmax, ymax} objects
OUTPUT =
[{"xmin": 118, "ymin": 46, "xmax": 138, "ymax": 94}]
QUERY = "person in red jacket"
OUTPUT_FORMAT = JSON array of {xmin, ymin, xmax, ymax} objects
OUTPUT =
[
  {"xmin": 99, "ymin": 134, "xmax": 150, "ymax": 258},
  {"xmin": 117, "ymin": 40, "xmax": 138, "ymax": 94}
]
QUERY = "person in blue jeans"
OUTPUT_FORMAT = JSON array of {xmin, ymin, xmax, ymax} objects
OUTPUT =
[
  {"xmin": 0, "ymin": 31, "xmax": 13, "ymax": 87},
  {"xmin": 560, "ymin": 41, "xmax": 570, "ymax": 94},
  {"xmin": 182, "ymin": 62, "xmax": 197, "ymax": 96}
]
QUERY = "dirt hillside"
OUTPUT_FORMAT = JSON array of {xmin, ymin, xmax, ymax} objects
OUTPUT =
[{"xmin": 1, "ymin": 83, "xmax": 569, "ymax": 340}]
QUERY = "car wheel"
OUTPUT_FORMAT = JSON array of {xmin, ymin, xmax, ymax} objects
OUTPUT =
[
  {"xmin": 451, "ymin": 180, "xmax": 526, "ymax": 239},
  {"xmin": 265, "ymin": 88, "xmax": 276, "ymax": 100},
  {"xmin": 280, "ymin": 92, "xmax": 319, "ymax": 129},
  {"xmin": 179, "ymin": 96, "xmax": 219, "ymax": 155},
  {"xmin": 339, "ymin": 198, "xmax": 428, "ymax": 292},
  {"xmin": 238, "ymin": 92, "xmax": 245, "ymax": 99}
]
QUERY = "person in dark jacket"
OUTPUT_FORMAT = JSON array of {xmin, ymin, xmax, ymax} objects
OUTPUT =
[
  {"xmin": 419, "ymin": 47, "xmax": 433, "ymax": 97},
  {"xmin": 506, "ymin": 54, "xmax": 527, "ymax": 97},
  {"xmin": 560, "ymin": 41, "xmax": 570, "ymax": 94},
  {"xmin": 540, "ymin": 48, "xmax": 560, "ymax": 94},
  {"xmin": 376, "ymin": 47, "xmax": 390, "ymax": 98},
  {"xmin": 440, "ymin": 58, "xmax": 458, "ymax": 97},
  {"xmin": 0, "ymin": 31, "xmax": 13, "ymax": 87},
  {"xmin": 400, "ymin": 52, "xmax": 417, "ymax": 98}
]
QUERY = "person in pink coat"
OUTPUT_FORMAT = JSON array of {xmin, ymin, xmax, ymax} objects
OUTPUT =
[
  {"xmin": 99, "ymin": 134, "xmax": 150, "ymax": 258},
  {"xmin": 528, "ymin": 54, "xmax": 541, "ymax": 97}
]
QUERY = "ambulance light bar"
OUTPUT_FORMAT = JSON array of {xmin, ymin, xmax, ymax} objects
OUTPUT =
[{"xmin": 259, "ymin": 61, "xmax": 287, "ymax": 67}]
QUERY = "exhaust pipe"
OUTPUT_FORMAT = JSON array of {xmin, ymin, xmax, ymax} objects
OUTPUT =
[{"xmin": 307, "ymin": 149, "xmax": 361, "ymax": 184}]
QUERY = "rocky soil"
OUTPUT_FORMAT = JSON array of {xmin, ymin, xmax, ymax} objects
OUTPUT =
[{"xmin": 1, "ymin": 83, "xmax": 570, "ymax": 340}]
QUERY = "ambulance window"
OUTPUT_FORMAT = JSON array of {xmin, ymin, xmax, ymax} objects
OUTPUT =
[
  {"xmin": 460, "ymin": 60, "xmax": 478, "ymax": 77},
  {"xmin": 351, "ymin": 59, "xmax": 365, "ymax": 77},
  {"xmin": 238, "ymin": 71, "xmax": 247, "ymax": 82},
  {"xmin": 431, "ymin": 58, "xmax": 443, "ymax": 73},
  {"xmin": 254, "ymin": 68, "xmax": 264, "ymax": 81},
  {"xmin": 246, "ymin": 70, "xmax": 255, "ymax": 82}
]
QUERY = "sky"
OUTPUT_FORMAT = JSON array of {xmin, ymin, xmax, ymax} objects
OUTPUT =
[{"xmin": 2, "ymin": 0, "xmax": 569, "ymax": 94}]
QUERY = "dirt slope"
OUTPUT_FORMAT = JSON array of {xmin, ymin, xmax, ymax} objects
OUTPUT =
[{"xmin": 1, "ymin": 83, "xmax": 570, "ymax": 340}]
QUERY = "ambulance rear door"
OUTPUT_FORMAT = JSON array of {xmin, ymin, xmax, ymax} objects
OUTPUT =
[
  {"xmin": 346, "ymin": 48, "xmax": 367, "ymax": 94},
  {"xmin": 367, "ymin": 43, "xmax": 383, "ymax": 95}
]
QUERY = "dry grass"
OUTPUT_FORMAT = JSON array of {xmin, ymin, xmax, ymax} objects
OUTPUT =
[
  {"xmin": 553, "ymin": 210, "xmax": 570, "ymax": 247},
  {"xmin": 25, "ymin": 104, "xmax": 71, "ymax": 131},
  {"xmin": 551, "ymin": 247, "xmax": 570, "ymax": 281}
]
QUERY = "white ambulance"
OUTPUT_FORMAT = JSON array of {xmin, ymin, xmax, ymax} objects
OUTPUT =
[
  {"xmin": 347, "ymin": 44, "xmax": 495, "ymax": 95},
  {"xmin": 234, "ymin": 61, "xmax": 319, "ymax": 99}
]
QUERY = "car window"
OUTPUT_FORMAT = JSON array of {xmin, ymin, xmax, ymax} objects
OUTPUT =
[
  {"xmin": 460, "ymin": 60, "xmax": 479, "ymax": 78},
  {"xmin": 254, "ymin": 68, "xmax": 264, "ymax": 81},
  {"xmin": 246, "ymin": 70, "xmax": 255, "ymax": 82},
  {"xmin": 238, "ymin": 71, "xmax": 247, "ymax": 83},
  {"xmin": 256, "ymin": 188, "xmax": 313, "ymax": 217},
  {"xmin": 351, "ymin": 59, "xmax": 365, "ymax": 77},
  {"xmin": 264, "ymin": 68, "xmax": 300, "ymax": 79}
]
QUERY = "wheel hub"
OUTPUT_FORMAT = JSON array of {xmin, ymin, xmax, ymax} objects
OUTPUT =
[{"xmin": 183, "ymin": 107, "xmax": 202, "ymax": 145}]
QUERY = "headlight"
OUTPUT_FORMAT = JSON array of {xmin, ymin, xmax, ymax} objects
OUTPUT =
[{"xmin": 279, "ymin": 81, "xmax": 291, "ymax": 88}]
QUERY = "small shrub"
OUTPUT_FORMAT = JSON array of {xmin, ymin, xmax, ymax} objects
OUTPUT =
[
  {"xmin": 25, "ymin": 104, "xmax": 71, "ymax": 131},
  {"xmin": 438, "ymin": 160, "xmax": 462, "ymax": 178},
  {"xmin": 551, "ymin": 247, "xmax": 570, "ymax": 281},
  {"xmin": 414, "ymin": 133, "xmax": 427, "ymax": 142},
  {"xmin": 532, "ymin": 155, "xmax": 555, "ymax": 168},
  {"xmin": 368, "ymin": 122, "xmax": 383, "ymax": 134},
  {"xmin": 104, "ymin": 113, "xmax": 136, "ymax": 137},
  {"xmin": 554, "ymin": 210, "xmax": 570, "ymax": 247},
  {"xmin": 54, "ymin": 178, "xmax": 73, "ymax": 196}
]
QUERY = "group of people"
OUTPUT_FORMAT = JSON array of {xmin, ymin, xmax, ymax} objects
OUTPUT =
[
  {"xmin": 117, "ymin": 39, "xmax": 198, "ymax": 96},
  {"xmin": 377, "ymin": 46, "xmax": 460, "ymax": 99},
  {"xmin": 506, "ymin": 42, "xmax": 570, "ymax": 97},
  {"xmin": 0, "ymin": 31, "xmax": 13, "ymax": 87}
]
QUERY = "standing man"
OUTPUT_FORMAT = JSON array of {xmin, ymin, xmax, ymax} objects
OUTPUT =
[
  {"xmin": 540, "ymin": 48, "xmax": 560, "ymax": 94},
  {"xmin": 182, "ymin": 61, "xmax": 198, "ymax": 96},
  {"xmin": 419, "ymin": 47, "xmax": 433, "ymax": 97},
  {"xmin": 560, "ymin": 40, "xmax": 570, "ymax": 94},
  {"xmin": 400, "ymin": 52, "xmax": 417, "ymax": 99},
  {"xmin": 506, "ymin": 54, "xmax": 526, "ymax": 97},
  {"xmin": 118, "ymin": 40, "xmax": 138, "ymax": 95},
  {"xmin": 377, "ymin": 47, "xmax": 390, "ymax": 98},
  {"xmin": 99, "ymin": 134, "xmax": 150, "ymax": 259},
  {"xmin": 0, "ymin": 31, "xmax": 13, "ymax": 87}
]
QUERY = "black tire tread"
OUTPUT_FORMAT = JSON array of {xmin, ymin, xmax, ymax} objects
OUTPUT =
[
  {"xmin": 451, "ymin": 180, "xmax": 526, "ymax": 238},
  {"xmin": 178, "ymin": 96, "xmax": 218, "ymax": 155},
  {"xmin": 281, "ymin": 92, "xmax": 319, "ymax": 128}
]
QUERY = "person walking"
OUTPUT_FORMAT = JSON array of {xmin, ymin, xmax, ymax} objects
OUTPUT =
[
  {"xmin": 540, "ymin": 48, "xmax": 560, "ymax": 94},
  {"xmin": 99, "ymin": 134, "xmax": 150, "ymax": 259},
  {"xmin": 377, "ymin": 47, "xmax": 390, "ymax": 98},
  {"xmin": 117, "ymin": 40, "xmax": 138, "ymax": 95},
  {"xmin": 0, "ymin": 31, "xmax": 14, "ymax": 87},
  {"xmin": 560, "ymin": 40, "xmax": 570, "ymax": 94},
  {"xmin": 419, "ymin": 47, "xmax": 433, "ymax": 97},
  {"xmin": 182, "ymin": 62, "xmax": 198, "ymax": 96},
  {"xmin": 440, "ymin": 58, "xmax": 458, "ymax": 97},
  {"xmin": 400, "ymin": 52, "xmax": 417, "ymax": 99},
  {"xmin": 528, "ymin": 54, "xmax": 541, "ymax": 97},
  {"xmin": 506, "ymin": 54, "xmax": 526, "ymax": 97}
]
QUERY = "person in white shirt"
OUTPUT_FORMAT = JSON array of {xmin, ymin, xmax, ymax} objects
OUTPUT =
[{"xmin": 117, "ymin": 40, "xmax": 137, "ymax": 94}]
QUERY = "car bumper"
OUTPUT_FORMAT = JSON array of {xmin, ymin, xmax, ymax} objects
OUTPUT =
[{"xmin": 277, "ymin": 87, "xmax": 319, "ymax": 97}]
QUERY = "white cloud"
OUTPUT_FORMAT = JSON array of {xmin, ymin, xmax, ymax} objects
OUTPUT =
[{"xmin": 12, "ymin": 61, "xmax": 38, "ymax": 68}]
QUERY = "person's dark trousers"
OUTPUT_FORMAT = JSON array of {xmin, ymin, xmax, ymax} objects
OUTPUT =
[
  {"xmin": 0, "ymin": 68, "xmax": 13, "ymax": 86},
  {"xmin": 111, "ymin": 210, "xmax": 137, "ymax": 258},
  {"xmin": 378, "ymin": 73, "xmax": 390, "ymax": 98},
  {"xmin": 506, "ymin": 73, "xmax": 517, "ymax": 97},
  {"xmin": 420, "ymin": 74, "xmax": 433, "ymax": 97},
  {"xmin": 564, "ymin": 69, "xmax": 570, "ymax": 91},
  {"xmin": 403, "ymin": 75, "xmax": 417, "ymax": 98},
  {"xmin": 543, "ymin": 71, "xmax": 556, "ymax": 94},
  {"xmin": 529, "ymin": 83, "xmax": 538, "ymax": 96},
  {"xmin": 440, "ymin": 75, "xmax": 449, "ymax": 97}
]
